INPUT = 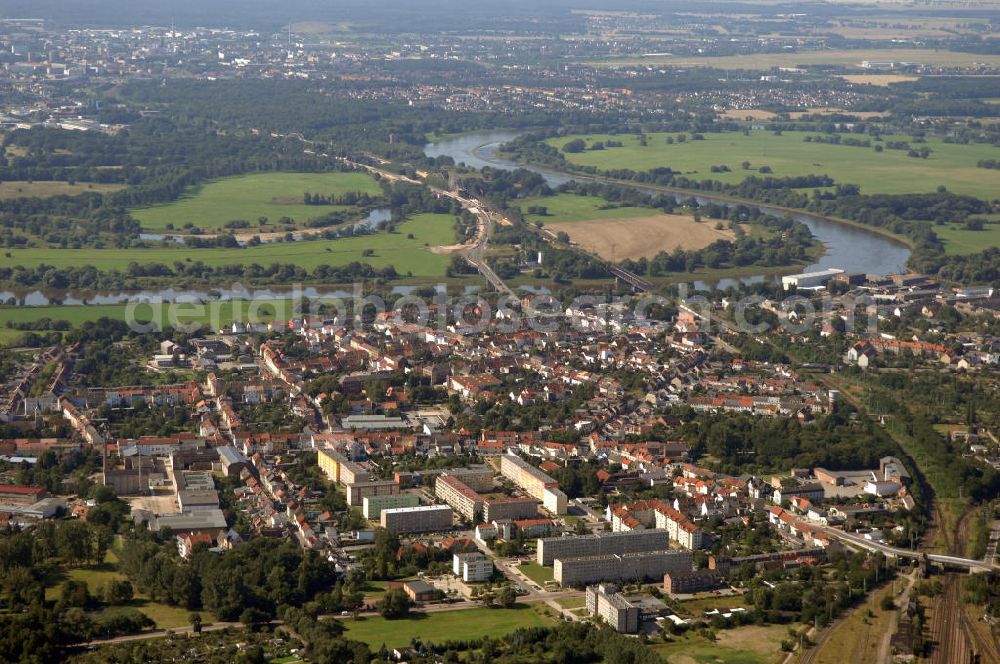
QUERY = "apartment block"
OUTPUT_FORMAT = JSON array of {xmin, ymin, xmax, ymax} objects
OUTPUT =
[
  {"xmin": 555, "ymin": 550, "xmax": 692, "ymax": 586},
  {"xmin": 664, "ymin": 570, "xmax": 724, "ymax": 595},
  {"xmin": 654, "ymin": 505, "xmax": 705, "ymax": 550},
  {"xmin": 435, "ymin": 475, "xmax": 484, "ymax": 522},
  {"xmin": 500, "ymin": 454, "xmax": 567, "ymax": 515},
  {"xmin": 363, "ymin": 494, "xmax": 420, "ymax": 520},
  {"xmin": 536, "ymin": 529, "xmax": 670, "ymax": 566},
  {"xmin": 484, "ymin": 496, "xmax": 538, "ymax": 522},
  {"xmin": 381, "ymin": 504, "xmax": 454, "ymax": 534},
  {"xmin": 441, "ymin": 465, "xmax": 495, "ymax": 492},
  {"xmin": 586, "ymin": 584, "xmax": 640, "ymax": 633},
  {"xmin": 346, "ymin": 479, "xmax": 399, "ymax": 507},
  {"xmin": 453, "ymin": 552, "xmax": 494, "ymax": 583},
  {"xmin": 317, "ymin": 447, "xmax": 371, "ymax": 486}
]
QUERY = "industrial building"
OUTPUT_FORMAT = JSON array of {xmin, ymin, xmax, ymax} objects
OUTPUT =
[
  {"xmin": 781, "ymin": 268, "xmax": 845, "ymax": 291},
  {"xmin": 380, "ymin": 504, "xmax": 454, "ymax": 534},
  {"xmin": 555, "ymin": 550, "xmax": 692, "ymax": 586},
  {"xmin": 536, "ymin": 529, "xmax": 671, "ymax": 566}
]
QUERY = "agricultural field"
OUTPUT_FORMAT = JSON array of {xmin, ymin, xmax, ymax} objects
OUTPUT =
[
  {"xmin": 550, "ymin": 215, "xmax": 733, "ymax": 261},
  {"xmin": 839, "ymin": 74, "xmax": 921, "ymax": 86},
  {"xmin": 130, "ymin": 171, "xmax": 383, "ymax": 232},
  {"xmin": 0, "ymin": 213, "xmax": 456, "ymax": 278},
  {"xmin": 0, "ymin": 180, "xmax": 124, "ymax": 199},
  {"xmin": 519, "ymin": 193, "xmax": 737, "ymax": 261},
  {"xmin": 341, "ymin": 605, "xmax": 552, "ymax": 649},
  {"xmin": 587, "ymin": 48, "xmax": 1000, "ymax": 70},
  {"xmin": 544, "ymin": 132, "xmax": 1000, "ymax": 200}
]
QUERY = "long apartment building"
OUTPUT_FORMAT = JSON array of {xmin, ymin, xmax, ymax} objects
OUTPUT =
[
  {"xmin": 381, "ymin": 504, "xmax": 454, "ymax": 534},
  {"xmin": 435, "ymin": 475, "xmax": 484, "ymax": 522},
  {"xmin": 484, "ymin": 496, "xmax": 539, "ymax": 522},
  {"xmin": 317, "ymin": 447, "xmax": 371, "ymax": 485},
  {"xmin": 555, "ymin": 550, "xmax": 692, "ymax": 586},
  {"xmin": 363, "ymin": 494, "xmax": 420, "ymax": 520},
  {"xmin": 441, "ymin": 465, "xmax": 495, "ymax": 492},
  {"xmin": 346, "ymin": 479, "xmax": 399, "ymax": 507},
  {"xmin": 537, "ymin": 529, "xmax": 670, "ymax": 566},
  {"xmin": 499, "ymin": 453, "xmax": 567, "ymax": 515}
]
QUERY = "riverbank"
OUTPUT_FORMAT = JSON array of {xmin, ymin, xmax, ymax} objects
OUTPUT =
[{"xmin": 426, "ymin": 131, "xmax": 911, "ymax": 276}]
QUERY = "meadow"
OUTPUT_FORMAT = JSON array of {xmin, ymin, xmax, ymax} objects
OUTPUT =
[
  {"xmin": 929, "ymin": 220, "xmax": 1000, "ymax": 256},
  {"xmin": 0, "ymin": 180, "xmax": 124, "ymax": 199},
  {"xmin": 0, "ymin": 213, "xmax": 456, "ymax": 277},
  {"xmin": 518, "ymin": 193, "xmax": 662, "ymax": 224},
  {"xmin": 130, "ymin": 171, "xmax": 383, "ymax": 231},
  {"xmin": 44, "ymin": 550, "xmax": 210, "ymax": 629},
  {"xmin": 341, "ymin": 605, "xmax": 552, "ymax": 649},
  {"xmin": 545, "ymin": 132, "xmax": 1000, "ymax": 201}
]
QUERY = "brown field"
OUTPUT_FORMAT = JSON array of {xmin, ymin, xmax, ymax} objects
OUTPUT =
[
  {"xmin": 841, "ymin": 74, "xmax": 921, "ymax": 86},
  {"xmin": 789, "ymin": 108, "xmax": 890, "ymax": 119},
  {"xmin": 719, "ymin": 109, "xmax": 779, "ymax": 120},
  {"xmin": 550, "ymin": 214, "xmax": 733, "ymax": 261},
  {"xmin": 0, "ymin": 180, "xmax": 124, "ymax": 200}
]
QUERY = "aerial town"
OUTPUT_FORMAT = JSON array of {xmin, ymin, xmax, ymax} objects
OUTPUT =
[{"xmin": 1, "ymin": 1, "xmax": 999, "ymax": 663}]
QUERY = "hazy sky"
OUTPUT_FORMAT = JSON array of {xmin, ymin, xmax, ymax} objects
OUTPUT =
[{"xmin": 0, "ymin": 0, "xmax": 776, "ymax": 30}]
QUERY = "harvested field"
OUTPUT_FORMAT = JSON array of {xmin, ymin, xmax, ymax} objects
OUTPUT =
[
  {"xmin": 550, "ymin": 214, "xmax": 733, "ymax": 261},
  {"xmin": 840, "ymin": 74, "xmax": 920, "ymax": 86},
  {"xmin": 719, "ymin": 109, "xmax": 778, "ymax": 120}
]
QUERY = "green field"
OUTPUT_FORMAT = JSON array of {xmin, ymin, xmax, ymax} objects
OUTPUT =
[
  {"xmin": 341, "ymin": 606, "xmax": 551, "ymax": 649},
  {"xmin": 44, "ymin": 550, "xmax": 210, "ymax": 629},
  {"xmin": 0, "ymin": 180, "xmax": 124, "ymax": 200},
  {"xmin": 0, "ymin": 299, "xmax": 295, "ymax": 331},
  {"xmin": 131, "ymin": 171, "xmax": 384, "ymax": 231},
  {"xmin": 518, "ymin": 193, "xmax": 661, "ymax": 224},
  {"xmin": 931, "ymin": 220, "xmax": 1000, "ymax": 255},
  {"xmin": 0, "ymin": 213, "xmax": 455, "ymax": 277},
  {"xmin": 654, "ymin": 624, "xmax": 791, "ymax": 664},
  {"xmin": 517, "ymin": 562, "xmax": 554, "ymax": 585},
  {"xmin": 545, "ymin": 132, "xmax": 1000, "ymax": 200}
]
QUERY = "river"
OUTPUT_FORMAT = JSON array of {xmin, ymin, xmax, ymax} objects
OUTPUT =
[{"xmin": 425, "ymin": 131, "xmax": 912, "ymax": 289}]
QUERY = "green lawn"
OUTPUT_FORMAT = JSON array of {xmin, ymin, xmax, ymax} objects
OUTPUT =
[
  {"xmin": 654, "ymin": 624, "xmax": 791, "ymax": 664},
  {"xmin": 0, "ymin": 298, "xmax": 312, "ymax": 331},
  {"xmin": 517, "ymin": 562, "xmax": 554, "ymax": 585},
  {"xmin": 342, "ymin": 605, "xmax": 550, "ymax": 649},
  {"xmin": 131, "ymin": 171, "xmax": 384, "ymax": 232},
  {"xmin": 0, "ymin": 213, "xmax": 455, "ymax": 277},
  {"xmin": 931, "ymin": 221, "xmax": 1000, "ymax": 255},
  {"xmin": 518, "ymin": 193, "xmax": 662, "ymax": 224},
  {"xmin": 545, "ymin": 132, "xmax": 1000, "ymax": 200}
]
